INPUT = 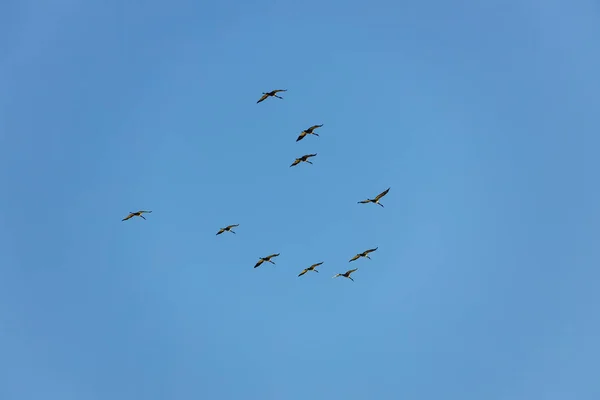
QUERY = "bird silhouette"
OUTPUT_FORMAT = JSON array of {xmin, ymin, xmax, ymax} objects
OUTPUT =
[
  {"xmin": 290, "ymin": 153, "xmax": 317, "ymax": 167},
  {"xmin": 254, "ymin": 253, "xmax": 281, "ymax": 268},
  {"xmin": 121, "ymin": 210, "xmax": 152, "ymax": 221},
  {"xmin": 296, "ymin": 124, "xmax": 323, "ymax": 142},
  {"xmin": 349, "ymin": 247, "xmax": 378, "ymax": 262},
  {"xmin": 358, "ymin": 187, "xmax": 390, "ymax": 207},
  {"xmin": 216, "ymin": 224, "xmax": 239, "ymax": 235},
  {"xmin": 333, "ymin": 268, "xmax": 358, "ymax": 281},
  {"xmin": 298, "ymin": 262, "xmax": 323, "ymax": 277},
  {"xmin": 257, "ymin": 89, "xmax": 287, "ymax": 103}
]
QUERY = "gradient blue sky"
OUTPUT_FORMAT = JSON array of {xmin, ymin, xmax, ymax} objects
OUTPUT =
[{"xmin": 1, "ymin": 1, "xmax": 599, "ymax": 399}]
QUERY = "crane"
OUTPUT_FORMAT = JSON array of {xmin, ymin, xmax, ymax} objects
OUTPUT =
[
  {"xmin": 121, "ymin": 210, "xmax": 152, "ymax": 221},
  {"xmin": 216, "ymin": 224, "xmax": 239, "ymax": 235},
  {"xmin": 254, "ymin": 253, "xmax": 281, "ymax": 268},
  {"xmin": 296, "ymin": 124, "xmax": 323, "ymax": 142},
  {"xmin": 298, "ymin": 262, "xmax": 323, "ymax": 277},
  {"xmin": 358, "ymin": 187, "xmax": 390, "ymax": 207},
  {"xmin": 332, "ymin": 268, "xmax": 358, "ymax": 281},
  {"xmin": 257, "ymin": 89, "xmax": 287, "ymax": 103},
  {"xmin": 349, "ymin": 247, "xmax": 378, "ymax": 262},
  {"xmin": 290, "ymin": 153, "xmax": 317, "ymax": 167}
]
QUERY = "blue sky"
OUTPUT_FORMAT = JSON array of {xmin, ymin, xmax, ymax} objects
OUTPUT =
[{"xmin": 1, "ymin": 0, "xmax": 599, "ymax": 399}]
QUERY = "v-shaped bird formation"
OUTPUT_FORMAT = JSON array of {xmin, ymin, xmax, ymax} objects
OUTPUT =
[{"xmin": 122, "ymin": 89, "xmax": 391, "ymax": 283}]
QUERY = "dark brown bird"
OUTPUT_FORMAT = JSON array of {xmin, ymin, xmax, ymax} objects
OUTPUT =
[
  {"xmin": 358, "ymin": 187, "xmax": 390, "ymax": 207},
  {"xmin": 216, "ymin": 224, "xmax": 239, "ymax": 235},
  {"xmin": 257, "ymin": 89, "xmax": 287, "ymax": 103},
  {"xmin": 349, "ymin": 247, "xmax": 378, "ymax": 262},
  {"xmin": 290, "ymin": 153, "xmax": 317, "ymax": 167},
  {"xmin": 333, "ymin": 268, "xmax": 358, "ymax": 281},
  {"xmin": 298, "ymin": 262, "xmax": 323, "ymax": 277},
  {"xmin": 296, "ymin": 124, "xmax": 323, "ymax": 142},
  {"xmin": 121, "ymin": 210, "xmax": 152, "ymax": 221},
  {"xmin": 254, "ymin": 253, "xmax": 280, "ymax": 268}
]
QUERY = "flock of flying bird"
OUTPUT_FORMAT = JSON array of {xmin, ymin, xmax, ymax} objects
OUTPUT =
[{"xmin": 121, "ymin": 89, "xmax": 391, "ymax": 282}]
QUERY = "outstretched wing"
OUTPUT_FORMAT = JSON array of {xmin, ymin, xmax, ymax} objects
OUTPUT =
[
  {"xmin": 374, "ymin": 188, "xmax": 390, "ymax": 201},
  {"xmin": 305, "ymin": 153, "xmax": 317, "ymax": 158},
  {"xmin": 273, "ymin": 89, "xmax": 287, "ymax": 94},
  {"xmin": 309, "ymin": 124, "xmax": 323, "ymax": 131},
  {"xmin": 227, "ymin": 224, "xmax": 239, "ymax": 229},
  {"xmin": 346, "ymin": 268, "xmax": 358, "ymax": 275},
  {"xmin": 257, "ymin": 93, "xmax": 269, "ymax": 103},
  {"xmin": 139, "ymin": 210, "xmax": 152, "ymax": 214},
  {"xmin": 290, "ymin": 158, "xmax": 301, "ymax": 167},
  {"xmin": 298, "ymin": 269, "xmax": 308, "ymax": 277},
  {"xmin": 364, "ymin": 247, "xmax": 378, "ymax": 254},
  {"xmin": 254, "ymin": 259, "xmax": 265, "ymax": 268},
  {"xmin": 310, "ymin": 262, "xmax": 324, "ymax": 269},
  {"xmin": 349, "ymin": 254, "xmax": 360, "ymax": 262},
  {"xmin": 216, "ymin": 228, "xmax": 225, "ymax": 235},
  {"xmin": 267, "ymin": 253, "xmax": 280, "ymax": 259},
  {"xmin": 296, "ymin": 131, "xmax": 307, "ymax": 141},
  {"xmin": 121, "ymin": 213, "xmax": 134, "ymax": 221}
]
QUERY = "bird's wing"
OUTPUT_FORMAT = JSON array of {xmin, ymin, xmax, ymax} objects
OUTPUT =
[
  {"xmin": 374, "ymin": 188, "xmax": 390, "ymax": 201},
  {"xmin": 290, "ymin": 159, "xmax": 301, "ymax": 166},
  {"xmin": 122, "ymin": 214, "xmax": 134, "ymax": 221},
  {"xmin": 306, "ymin": 153, "xmax": 317, "ymax": 158},
  {"xmin": 347, "ymin": 268, "xmax": 358, "ymax": 275},
  {"xmin": 274, "ymin": 89, "xmax": 287, "ymax": 93},
  {"xmin": 267, "ymin": 253, "xmax": 280, "ymax": 259},
  {"xmin": 309, "ymin": 124, "xmax": 323, "ymax": 130},
  {"xmin": 257, "ymin": 93, "xmax": 269, "ymax": 103},
  {"xmin": 216, "ymin": 229, "xmax": 225, "ymax": 235},
  {"xmin": 254, "ymin": 259, "xmax": 264, "ymax": 268},
  {"xmin": 349, "ymin": 254, "xmax": 360, "ymax": 262},
  {"xmin": 227, "ymin": 224, "xmax": 239, "ymax": 229},
  {"xmin": 298, "ymin": 269, "xmax": 308, "ymax": 277},
  {"xmin": 365, "ymin": 247, "xmax": 378, "ymax": 254},
  {"xmin": 310, "ymin": 262, "xmax": 324, "ymax": 268},
  {"xmin": 296, "ymin": 132, "xmax": 306, "ymax": 141}
]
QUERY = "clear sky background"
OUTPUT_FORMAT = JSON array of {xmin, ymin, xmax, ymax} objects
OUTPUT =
[{"xmin": 1, "ymin": 1, "xmax": 598, "ymax": 399}]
